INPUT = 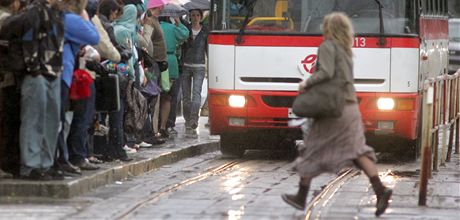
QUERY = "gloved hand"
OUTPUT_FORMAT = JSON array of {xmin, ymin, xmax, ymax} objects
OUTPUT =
[
  {"xmin": 158, "ymin": 61, "xmax": 168, "ymax": 72},
  {"xmin": 116, "ymin": 45, "xmax": 132, "ymax": 62},
  {"xmin": 119, "ymin": 50, "xmax": 132, "ymax": 62},
  {"xmin": 86, "ymin": 60, "xmax": 109, "ymax": 77}
]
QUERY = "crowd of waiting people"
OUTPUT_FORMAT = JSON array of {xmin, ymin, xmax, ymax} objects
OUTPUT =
[{"xmin": 0, "ymin": 0, "xmax": 209, "ymax": 180}]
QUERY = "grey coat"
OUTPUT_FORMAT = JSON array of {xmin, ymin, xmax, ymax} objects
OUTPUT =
[{"xmin": 305, "ymin": 40, "xmax": 357, "ymax": 103}]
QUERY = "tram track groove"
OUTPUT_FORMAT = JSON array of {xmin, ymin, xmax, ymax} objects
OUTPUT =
[
  {"xmin": 304, "ymin": 167, "xmax": 395, "ymax": 220},
  {"xmin": 115, "ymin": 159, "xmax": 245, "ymax": 220},
  {"xmin": 304, "ymin": 168, "xmax": 361, "ymax": 220}
]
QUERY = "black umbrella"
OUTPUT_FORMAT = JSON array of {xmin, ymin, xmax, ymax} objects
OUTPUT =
[
  {"xmin": 122, "ymin": 0, "xmax": 144, "ymax": 5},
  {"xmin": 183, "ymin": 0, "xmax": 210, "ymax": 10}
]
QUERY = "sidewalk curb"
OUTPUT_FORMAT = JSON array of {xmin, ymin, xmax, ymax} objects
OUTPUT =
[{"xmin": 0, "ymin": 140, "xmax": 219, "ymax": 199}]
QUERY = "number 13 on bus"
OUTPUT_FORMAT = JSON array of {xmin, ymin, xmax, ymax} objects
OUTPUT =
[{"xmin": 207, "ymin": 0, "xmax": 449, "ymax": 157}]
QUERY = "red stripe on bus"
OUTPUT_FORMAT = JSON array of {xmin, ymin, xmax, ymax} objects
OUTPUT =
[{"xmin": 209, "ymin": 35, "xmax": 420, "ymax": 48}]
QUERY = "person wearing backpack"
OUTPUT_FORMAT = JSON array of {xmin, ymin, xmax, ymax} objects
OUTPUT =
[
  {"xmin": 3, "ymin": 0, "xmax": 66, "ymax": 180},
  {"xmin": 0, "ymin": 0, "xmax": 20, "ymax": 179}
]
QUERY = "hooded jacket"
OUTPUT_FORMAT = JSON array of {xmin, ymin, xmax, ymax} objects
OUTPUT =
[{"xmin": 113, "ymin": 4, "xmax": 138, "ymax": 78}]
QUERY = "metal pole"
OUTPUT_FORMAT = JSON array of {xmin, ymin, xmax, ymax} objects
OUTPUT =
[
  {"xmin": 419, "ymin": 83, "xmax": 433, "ymax": 206},
  {"xmin": 447, "ymin": 79, "xmax": 454, "ymax": 162},
  {"xmin": 432, "ymin": 82, "xmax": 438, "ymax": 172},
  {"xmin": 455, "ymin": 76, "xmax": 460, "ymax": 154},
  {"xmin": 441, "ymin": 79, "xmax": 447, "ymax": 166}
]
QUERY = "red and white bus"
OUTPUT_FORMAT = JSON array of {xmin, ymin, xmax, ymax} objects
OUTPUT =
[{"xmin": 207, "ymin": 0, "xmax": 449, "ymax": 157}]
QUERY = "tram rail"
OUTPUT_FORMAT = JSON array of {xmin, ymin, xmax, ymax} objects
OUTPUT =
[{"xmin": 115, "ymin": 160, "xmax": 245, "ymax": 220}]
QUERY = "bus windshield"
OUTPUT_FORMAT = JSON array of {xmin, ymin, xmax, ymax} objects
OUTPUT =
[{"xmin": 210, "ymin": 0, "xmax": 417, "ymax": 35}]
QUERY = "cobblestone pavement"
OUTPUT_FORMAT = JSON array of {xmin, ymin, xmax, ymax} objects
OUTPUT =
[
  {"xmin": 0, "ymin": 117, "xmax": 458, "ymax": 219},
  {"xmin": 0, "ymin": 152, "xmax": 458, "ymax": 219}
]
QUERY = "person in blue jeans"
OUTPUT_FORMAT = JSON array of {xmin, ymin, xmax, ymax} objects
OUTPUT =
[
  {"xmin": 16, "ymin": 0, "xmax": 65, "ymax": 180},
  {"xmin": 181, "ymin": 9, "xmax": 208, "ymax": 136},
  {"xmin": 62, "ymin": 0, "xmax": 100, "ymax": 171}
]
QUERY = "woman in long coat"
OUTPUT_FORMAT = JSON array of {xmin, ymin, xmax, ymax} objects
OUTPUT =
[{"xmin": 281, "ymin": 12, "xmax": 392, "ymax": 217}]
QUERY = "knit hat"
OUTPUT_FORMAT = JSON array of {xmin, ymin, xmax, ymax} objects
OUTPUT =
[{"xmin": 147, "ymin": 0, "xmax": 169, "ymax": 9}]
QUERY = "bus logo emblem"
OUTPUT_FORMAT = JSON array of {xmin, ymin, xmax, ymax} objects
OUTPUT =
[{"xmin": 298, "ymin": 54, "xmax": 317, "ymax": 76}]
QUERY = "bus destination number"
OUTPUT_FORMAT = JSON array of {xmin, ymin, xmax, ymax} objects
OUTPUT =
[{"xmin": 354, "ymin": 37, "xmax": 366, "ymax": 47}]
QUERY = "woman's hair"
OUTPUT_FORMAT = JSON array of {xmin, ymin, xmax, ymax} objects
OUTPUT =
[
  {"xmin": 61, "ymin": 0, "xmax": 88, "ymax": 14},
  {"xmin": 322, "ymin": 12, "xmax": 354, "ymax": 56},
  {"xmin": 0, "ymin": 0, "xmax": 15, "ymax": 7},
  {"xmin": 189, "ymin": 9, "xmax": 203, "ymax": 18},
  {"xmin": 98, "ymin": 0, "xmax": 123, "ymax": 19}
]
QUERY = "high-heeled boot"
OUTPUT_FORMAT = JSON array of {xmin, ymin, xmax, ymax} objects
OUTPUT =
[
  {"xmin": 370, "ymin": 176, "xmax": 392, "ymax": 216},
  {"xmin": 281, "ymin": 183, "xmax": 309, "ymax": 210}
]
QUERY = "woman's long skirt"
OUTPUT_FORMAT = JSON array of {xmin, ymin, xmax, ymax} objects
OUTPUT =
[{"xmin": 294, "ymin": 103, "xmax": 377, "ymax": 177}]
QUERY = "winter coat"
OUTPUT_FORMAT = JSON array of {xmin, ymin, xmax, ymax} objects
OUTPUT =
[
  {"xmin": 92, "ymin": 15, "xmax": 120, "ymax": 63},
  {"xmin": 63, "ymin": 12, "xmax": 100, "ymax": 87},
  {"xmin": 182, "ymin": 24, "xmax": 208, "ymax": 66},
  {"xmin": 0, "ymin": 7, "xmax": 14, "ymax": 88},
  {"xmin": 113, "ymin": 5, "xmax": 138, "ymax": 79},
  {"xmin": 149, "ymin": 16, "xmax": 167, "ymax": 62},
  {"xmin": 160, "ymin": 21, "xmax": 189, "ymax": 79}
]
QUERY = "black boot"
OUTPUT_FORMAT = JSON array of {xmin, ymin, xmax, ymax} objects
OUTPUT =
[
  {"xmin": 281, "ymin": 183, "xmax": 309, "ymax": 210},
  {"xmin": 370, "ymin": 176, "xmax": 392, "ymax": 217}
]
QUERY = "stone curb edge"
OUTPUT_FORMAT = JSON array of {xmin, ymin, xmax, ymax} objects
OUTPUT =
[{"xmin": 0, "ymin": 140, "xmax": 219, "ymax": 199}]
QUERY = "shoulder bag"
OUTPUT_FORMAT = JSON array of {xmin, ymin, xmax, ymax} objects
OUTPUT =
[{"xmin": 292, "ymin": 43, "xmax": 346, "ymax": 118}]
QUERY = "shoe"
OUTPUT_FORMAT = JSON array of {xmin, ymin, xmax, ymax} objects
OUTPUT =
[
  {"xmin": 88, "ymin": 156, "xmax": 104, "ymax": 164},
  {"xmin": 138, "ymin": 141, "xmax": 153, "ymax": 148},
  {"xmin": 146, "ymin": 136, "xmax": 165, "ymax": 145},
  {"xmin": 185, "ymin": 127, "xmax": 198, "ymax": 138},
  {"xmin": 58, "ymin": 163, "xmax": 82, "ymax": 176},
  {"xmin": 45, "ymin": 168, "xmax": 65, "ymax": 180},
  {"xmin": 200, "ymin": 108, "xmax": 209, "ymax": 116},
  {"xmin": 118, "ymin": 155, "xmax": 133, "ymax": 162},
  {"xmin": 375, "ymin": 188, "xmax": 392, "ymax": 216},
  {"xmin": 159, "ymin": 129, "xmax": 169, "ymax": 139},
  {"xmin": 23, "ymin": 169, "xmax": 53, "ymax": 181},
  {"xmin": 281, "ymin": 183, "xmax": 309, "ymax": 210},
  {"xmin": 281, "ymin": 194, "xmax": 305, "ymax": 210},
  {"xmin": 168, "ymin": 127, "xmax": 178, "ymax": 135},
  {"xmin": 76, "ymin": 159, "xmax": 100, "ymax": 170},
  {"xmin": 123, "ymin": 145, "xmax": 137, "ymax": 154},
  {"xmin": 0, "ymin": 169, "xmax": 13, "ymax": 179}
]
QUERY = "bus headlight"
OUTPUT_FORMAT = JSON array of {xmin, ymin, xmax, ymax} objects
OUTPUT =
[
  {"xmin": 377, "ymin": 98, "xmax": 395, "ymax": 110},
  {"xmin": 228, "ymin": 95, "xmax": 246, "ymax": 108}
]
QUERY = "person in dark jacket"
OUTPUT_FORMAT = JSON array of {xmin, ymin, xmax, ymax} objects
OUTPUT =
[
  {"xmin": 0, "ymin": 0, "xmax": 20, "ymax": 179},
  {"xmin": 181, "ymin": 9, "xmax": 208, "ymax": 136},
  {"xmin": 14, "ymin": 0, "xmax": 65, "ymax": 180}
]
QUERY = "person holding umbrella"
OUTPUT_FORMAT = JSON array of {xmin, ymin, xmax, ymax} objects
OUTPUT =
[{"xmin": 157, "ymin": 4, "xmax": 189, "ymax": 138}]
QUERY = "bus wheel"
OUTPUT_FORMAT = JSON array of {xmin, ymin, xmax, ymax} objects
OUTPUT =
[{"xmin": 220, "ymin": 133, "xmax": 246, "ymax": 158}]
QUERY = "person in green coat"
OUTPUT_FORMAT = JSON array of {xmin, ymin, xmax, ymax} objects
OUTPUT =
[
  {"xmin": 158, "ymin": 16, "xmax": 189, "ymax": 138},
  {"xmin": 113, "ymin": 4, "xmax": 138, "ymax": 80}
]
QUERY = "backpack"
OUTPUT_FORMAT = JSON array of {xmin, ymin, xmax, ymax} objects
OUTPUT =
[
  {"xmin": 124, "ymin": 80, "xmax": 148, "ymax": 133},
  {"xmin": 0, "ymin": 12, "xmax": 27, "ymax": 74},
  {"xmin": 0, "ymin": 1, "xmax": 64, "ymax": 77}
]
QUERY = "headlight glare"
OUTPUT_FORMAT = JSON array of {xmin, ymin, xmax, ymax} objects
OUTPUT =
[
  {"xmin": 377, "ymin": 98, "xmax": 395, "ymax": 110},
  {"xmin": 228, "ymin": 95, "xmax": 246, "ymax": 108}
]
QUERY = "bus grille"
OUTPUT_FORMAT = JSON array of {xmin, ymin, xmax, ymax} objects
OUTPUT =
[{"xmin": 261, "ymin": 96, "xmax": 296, "ymax": 108}]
